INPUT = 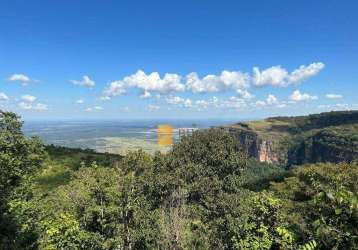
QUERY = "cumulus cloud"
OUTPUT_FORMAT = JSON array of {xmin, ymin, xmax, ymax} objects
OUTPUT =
[
  {"xmin": 124, "ymin": 70, "xmax": 185, "ymax": 93},
  {"xmin": 195, "ymin": 100, "xmax": 210, "ymax": 109},
  {"xmin": 7, "ymin": 74, "xmax": 37, "ymax": 85},
  {"xmin": 204, "ymin": 96, "xmax": 246, "ymax": 110},
  {"xmin": 17, "ymin": 95, "xmax": 47, "ymax": 111},
  {"xmin": 21, "ymin": 94, "xmax": 37, "ymax": 102},
  {"xmin": 147, "ymin": 104, "xmax": 160, "ymax": 112},
  {"xmin": 0, "ymin": 92, "xmax": 9, "ymax": 101},
  {"xmin": 186, "ymin": 71, "xmax": 249, "ymax": 93},
  {"xmin": 102, "ymin": 80, "xmax": 126, "ymax": 99},
  {"xmin": 76, "ymin": 99, "xmax": 84, "ymax": 104},
  {"xmin": 266, "ymin": 94, "xmax": 279, "ymax": 105},
  {"xmin": 289, "ymin": 90, "xmax": 318, "ymax": 102},
  {"xmin": 237, "ymin": 89, "xmax": 254, "ymax": 99},
  {"xmin": 222, "ymin": 96, "xmax": 247, "ymax": 109},
  {"xmin": 165, "ymin": 95, "xmax": 193, "ymax": 108},
  {"xmin": 18, "ymin": 102, "xmax": 48, "ymax": 111},
  {"xmin": 70, "ymin": 75, "xmax": 95, "ymax": 88},
  {"xmin": 276, "ymin": 103, "xmax": 288, "ymax": 108},
  {"xmin": 253, "ymin": 66, "xmax": 288, "ymax": 87},
  {"xmin": 140, "ymin": 91, "xmax": 151, "ymax": 99},
  {"xmin": 326, "ymin": 94, "xmax": 343, "ymax": 99},
  {"xmin": 255, "ymin": 100, "xmax": 266, "ymax": 108},
  {"xmin": 287, "ymin": 62, "xmax": 325, "ymax": 84},
  {"xmin": 252, "ymin": 62, "xmax": 324, "ymax": 87},
  {"xmin": 186, "ymin": 72, "xmax": 219, "ymax": 93},
  {"xmin": 192, "ymin": 96, "xmax": 247, "ymax": 110},
  {"xmin": 100, "ymin": 62, "xmax": 324, "ymax": 99}
]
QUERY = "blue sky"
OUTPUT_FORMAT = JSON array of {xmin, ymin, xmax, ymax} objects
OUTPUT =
[{"xmin": 0, "ymin": 0, "xmax": 357, "ymax": 120}]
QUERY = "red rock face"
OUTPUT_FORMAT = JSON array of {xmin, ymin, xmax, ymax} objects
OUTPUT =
[{"xmin": 258, "ymin": 140, "xmax": 279, "ymax": 164}]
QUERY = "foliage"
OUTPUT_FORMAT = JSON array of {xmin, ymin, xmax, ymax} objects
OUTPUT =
[
  {"xmin": 0, "ymin": 111, "xmax": 46, "ymax": 248},
  {"xmin": 1, "ymin": 111, "xmax": 358, "ymax": 249}
]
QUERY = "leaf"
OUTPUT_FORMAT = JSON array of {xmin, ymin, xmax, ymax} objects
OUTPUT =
[{"xmin": 334, "ymin": 208, "xmax": 342, "ymax": 215}]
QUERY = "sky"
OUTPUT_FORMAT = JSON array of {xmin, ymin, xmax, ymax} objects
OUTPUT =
[{"xmin": 0, "ymin": 0, "xmax": 357, "ymax": 120}]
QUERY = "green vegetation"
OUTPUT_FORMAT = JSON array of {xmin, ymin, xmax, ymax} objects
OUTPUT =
[
  {"xmin": 227, "ymin": 110, "xmax": 358, "ymax": 166},
  {"xmin": 1, "ymin": 110, "xmax": 358, "ymax": 249}
]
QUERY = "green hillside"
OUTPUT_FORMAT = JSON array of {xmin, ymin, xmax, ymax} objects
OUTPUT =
[{"xmin": 225, "ymin": 110, "xmax": 358, "ymax": 166}]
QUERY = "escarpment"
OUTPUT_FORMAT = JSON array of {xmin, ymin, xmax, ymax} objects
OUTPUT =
[
  {"xmin": 223, "ymin": 126, "xmax": 284, "ymax": 165},
  {"xmin": 223, "ymin": 110, "xmax": 358, "ymax": 167}
]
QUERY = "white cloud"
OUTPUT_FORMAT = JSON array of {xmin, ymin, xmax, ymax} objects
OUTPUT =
[
  {"xmin": 0, "ymin": 92, "xmax": 9, "ymax": 101},
  {"xmin": 85, "ymin": 106, "xmax": 103, "ymax": 112},
  {"xmin": 147, "ymin": 104, "xmax": 160, "ymax": 112},
  {"xmin": 195, "ymin": 100, "xmax": 210, "ymax": 109},
  {"xmin": 33, "ymin": 103, "xmax": 48, "ymax": 111},
  {"xmin": 102, "ymin": 80, "xmax": 126, "ymax": 99},
  {"xmin": 287, "ymin": 62, "xmax": 325, "ymax": 84},
  {"xmin": 289, "ymin": 90, "xmax": 318, "ymax": 102},
  {"xmin": 18, "ymin": 102, "xmax": 32, "ymax": 110},
  {"xmin": 318, "ymin": 103, "xmax": 350, "ymax": 111},
  {"xmin": 140, "ymin": 91, "xmax": 151, "ymax": 99},
  {"xmin": 266, "ymin": 94, "xmax": 278, "ymax": 105},
  {"xmin": 185, "ymin": 72, "xmax": 220, "ymax": 93},
  {"xmin": 252, "ymin": 62, "xmax": 324, "ymax": 87},
  {"xmin": 76, "ymin": 99, "xmax": 84, "ymax": 104},
  {"xmin": 193, "ymin": 96, "xmax": 247, "ymax": 110},
  {"xmin": 276, "ymin": 103, "xmax": 287, "ymax": 108},
  {"xmin": 17, "ymin": 95, "xmax": 47, "ymax": 111},
  {"xmin": 18, "ymin": 101, "xmax": 48, "ymax": 111},
  {"xmin": 237, "ymin": 89, "xmax": 254, "ymax": 99},
  {"xmin": 165, "ymin": 95, "xmax": 193, "ymax": 108},
  {"xmin": 70, "ymin": 75, "xmax": 95, "ymax": 88},
  {"xmin": 8, "ymin": 74, "xmax": 30, "ymax": 82},
  {"xmin": 99, "ymin": 62, "xmax": 324, "ymax": 99},
  {"xmin": 96, "ymin": 62, "xmax": 325, "ymax": 103},
  {"xmin": 220, "ymin": 71, "xmax": 250, "ymax": 89},
  {"xmin": 100, "ymin": 96, "xmax": 111, "ymax": 101},
  {"xmin": 255, "ymin": 100, "xmax": 266, "ymax": 108},
  {"xmin": 124, "ymin": 70, "xmax": 185, "ymax": 93},
  {"xmin": 253, "ymin": 66, "xmax": 288, "ymax": 87},
  {"xmin": 21, "ymin": 94, "xmax": 37, "ymax": 102},
  {"xmin": 326, "ymin": 94, "xmax": 343, "ymax": 99},
  {"xmin": 223, "ymin": 96, "xmax": 247, "ymax": 109},
  {"xmin": 7, "ymin": 74, "xmax": 34, "ymax": 85},
  {"xmin": 186, "ymin": 71, "xmax": 249, "ymax": 93}
]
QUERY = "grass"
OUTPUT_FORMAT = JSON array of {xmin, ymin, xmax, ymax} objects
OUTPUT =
[
  {"xmin": 229, "ymin": 119, "xmax": 292, "ymax": 142},
  {"xmin": 34, "ymin": 161, "xmax": 73, "ymax": 193}
]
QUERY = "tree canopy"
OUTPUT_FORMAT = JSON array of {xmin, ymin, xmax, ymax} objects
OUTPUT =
[{"xmin": 0, "ymin": 110, "xmax": 357, "ymax": 249}]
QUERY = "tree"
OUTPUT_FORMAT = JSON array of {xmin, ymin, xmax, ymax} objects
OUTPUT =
[{"xmin": 0, "ymin": 111, "xmax": 46, "ymax": 248}]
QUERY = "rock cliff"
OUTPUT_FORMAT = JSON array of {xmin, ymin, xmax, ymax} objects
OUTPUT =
[{"xmin": 222, "ymin": 110, "xmax": 358, "ymax": 167}]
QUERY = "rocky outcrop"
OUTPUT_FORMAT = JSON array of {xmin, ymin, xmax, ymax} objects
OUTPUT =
[
  {"xmin": 223, "ymin": 127, "xmax": 283, "ymax": 165},
  {"xmin": 258, "ymin": 140, "xmax": 279, "ymax": 163},
  {"xmin": 221, "ymin": 111, "xmax": 358, "ymax": 167},
  {"xmin": 287, "ymin": 128, "xmax": 358, "ymax": 165}
]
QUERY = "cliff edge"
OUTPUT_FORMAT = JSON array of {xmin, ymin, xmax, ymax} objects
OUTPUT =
[{"xmin": 222, "ymin": 110, "xmax": 358, "ymax": 167}]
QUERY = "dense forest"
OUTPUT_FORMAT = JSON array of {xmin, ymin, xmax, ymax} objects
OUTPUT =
[{"xmin": 1, "ymin": 111, "xmax": 358, "ymax": 249}]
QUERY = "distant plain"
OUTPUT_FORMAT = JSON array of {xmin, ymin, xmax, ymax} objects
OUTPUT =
[{"xmin": 23, "ymin": 119, "xmax": 232, "ymax": 154}]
